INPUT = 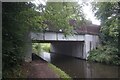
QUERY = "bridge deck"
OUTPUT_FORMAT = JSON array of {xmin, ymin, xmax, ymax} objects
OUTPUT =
[{"xmin": 31, "ymin": 32, "xmax": 85, "ymax": 41}]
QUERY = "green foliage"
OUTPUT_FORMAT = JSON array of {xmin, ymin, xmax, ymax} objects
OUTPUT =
[
  {"xmin": 3, "ymin": 2, "xmax": 26, "ymax": 69},
  {"xmin": 34, "ymin": 2, "xmax": 85, "ymax": 35},
  {"xmin": 88, "ymin": 2, "xmax": 120, "ymax": 65},
  {"xmin": 3, "ymin": 62, "xmax": 30, "ymax": 78},
  {"xmin": 32, "ymin": 43, "xmax": 50, "ymax": 54},
  {"xmin": 2, "ymin": 2, "xmax": 41, "ymax": 77},
  {"xmin": 3, "ymin": 65, "xmax": 24, "ymax": 78},
  {"xmin": 32, "ymin": 43, "xmax": 41, "ymax": 54},
  {"xmin": 40, "ymin": 43, "xmax": 50, "ymax": 52},
  {"xmin": 48, "ymin": 63, "xmax": 72, "ymax": 79},
  {"xmin": 88, "ymin": 45, "xmax": 120, "ymax": 65},
  {"xmin": 92, "ymin": 2, "xmax": 119, "ymax": 45}
]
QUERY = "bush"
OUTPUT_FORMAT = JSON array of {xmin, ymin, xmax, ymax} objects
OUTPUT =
[
  {"xmin": 32, "ymin": 43, "xmax": 50, "ymax": 54},
  {"xmin": 88, "ymin": 45, "xmax": 120, "ymax": 65},
  {"xmin": 41, "ymin": 43, "xmax": 50, "ymax": 52},
  {"xmin": 32, "ymin": 43, "xmax": 41, "ymax": 54}
]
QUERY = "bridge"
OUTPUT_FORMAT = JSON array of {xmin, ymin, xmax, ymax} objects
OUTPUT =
[
  {"xmin": 31, "ymin": 31, "xmax": 85, "ymax": 41},
  {"xmin": 25, "ymin": 24, "xmax": 100, "ymax": 62}
]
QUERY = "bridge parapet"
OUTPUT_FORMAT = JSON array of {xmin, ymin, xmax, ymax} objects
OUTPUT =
[{"xmin": 31, "ymin": 32, "xmax": 85, "ymax": 41}]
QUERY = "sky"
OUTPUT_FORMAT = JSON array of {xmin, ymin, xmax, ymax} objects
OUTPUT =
[
  {"xmin": 82, "ymin": 2, "xmax": 101, "ymax": 25},
  {"xmin": 31, "ymin": 0, "xmax": 101, "ymax": 25}
]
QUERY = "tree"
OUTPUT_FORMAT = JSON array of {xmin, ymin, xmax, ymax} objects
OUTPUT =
[
  {"xmin": 92, "ymin": 2, "xmax": 119, "ymax": 46},
  {"xmin": 2, "ymin": 2, "xmax": 42, "ymax": 77},
  {"xmin": 34, "ymin": 2, "xmax": 85, "ymax": 35},
  {"xmin": 88, "ymin": 2, "xmax": 120, "ymax": 65}
]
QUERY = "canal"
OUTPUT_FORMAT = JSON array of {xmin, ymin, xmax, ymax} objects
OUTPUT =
[{"xmin": 39, "ymin": 52, "xmax": 120, "ymax": 78}]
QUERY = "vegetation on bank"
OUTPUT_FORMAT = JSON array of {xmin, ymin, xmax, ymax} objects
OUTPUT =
[
  {"xmin": 48, "ymin": 63, "xmax": 72, "ymax": 79},
  {"xmin": 32, "ymin": 43, "xmax": 50, "ymax": 54},
  {"xmin": 3, "ymin": 62, "xmax": 30, "ymax": 78},
  {"xmin": 2, "ymin": 3, "xmax": 36, "ymax": 78},
  {"xmin": 41, "ymin": 43, "xmax": 50, "ymax": 52},
  {"xmin": 88, "ymin": 45, "xmax": 120, "ymax": 65},
  {"xmin": 87, "ymin": 2, "xmax": 119, "ymax": 66},
  {"xmin": 32, "ymin": 43, "xmax": 41, "ymax": 54}
]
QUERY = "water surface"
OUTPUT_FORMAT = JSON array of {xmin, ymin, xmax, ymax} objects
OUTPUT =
[{"xmin": 39, "ymin": 52, "xmax": 120, "ymax": 78}]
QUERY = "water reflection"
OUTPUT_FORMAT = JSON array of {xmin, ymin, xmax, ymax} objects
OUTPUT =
[{"xmin": 39, "ymin": 52, "xmax": 120, "ymax": 78}]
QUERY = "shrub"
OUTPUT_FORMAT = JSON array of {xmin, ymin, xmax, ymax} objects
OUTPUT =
[
  {"xmin": 41, "ymin": 43, "xmax": 50, "ymax": 52},
  {"xmin": 32, "ymin": 43, "xmax": 41, "ymax": 54},
  {"xmin": 32, "ymin": 43, "xmax": 50, "ymax": 54},
  {"xmin": 88, "ymin": 45, "xmax": 120, "ymax": 65}
]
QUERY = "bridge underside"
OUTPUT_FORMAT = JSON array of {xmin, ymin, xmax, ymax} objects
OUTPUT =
[
  {"xmin": 32, "ymin": 40, "xmax": 84, "ymax": 43},
  {"xmin": 32, "ymin": 40, "xmax": 86, "ymax": 59},
  {"xmin": 50, "ymin": 41, "xmax": 85, "ymax": 59},
  {"xmin": 31, "ymin": 32, "xmax": 86, "ymax": 59}
]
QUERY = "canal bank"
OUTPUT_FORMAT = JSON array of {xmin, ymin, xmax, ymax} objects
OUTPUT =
[
  {"xmin": 28, "ymin": 53, "xmax": 71, "ymax": 78},
  {"xmin": 27, "ymin": 60, "xmax": 59, "ymax": 78}
]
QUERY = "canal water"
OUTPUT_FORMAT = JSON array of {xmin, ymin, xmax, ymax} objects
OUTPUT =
[{"xmin": 39, "ymin": 52, "xmax": 120, "ymax": 78}]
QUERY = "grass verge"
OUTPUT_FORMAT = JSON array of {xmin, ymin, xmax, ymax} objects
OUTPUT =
[{"xmin": 48, "ymin": 63, "xmax": 72, "ymax": 80}]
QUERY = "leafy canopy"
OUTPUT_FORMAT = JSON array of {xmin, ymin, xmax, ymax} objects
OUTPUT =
[
  {"xmin": 32, "ymin": 2, "xmax": 85, "ymax": 35},
  {"xmin": 2, "ymin": 2, "xmax": 41, "ymax": 77},
  {"xmin": 92, "ymin": 2, "xmax": 119, "ymax": 45},
  {"xmin": 88, "ymin": 2, "xmax": 120, "ymax": 65}
]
